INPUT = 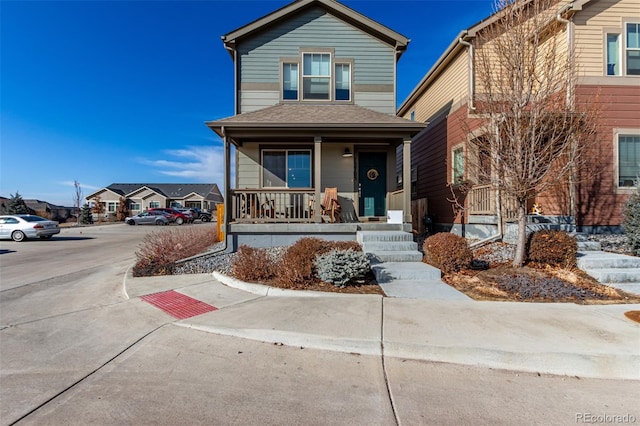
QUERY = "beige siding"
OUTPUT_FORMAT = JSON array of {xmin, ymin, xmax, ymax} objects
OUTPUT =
[
  {"xmin": 401, "ymin": 50, "xmax": 469, "ymax": 122},
  {"xmin": 237, "ymin": 144, "xmax": 260, "ymax": 188},
  {"xmin": 574, "ymin": 0, "xmax": 640, "ymax": 77}
]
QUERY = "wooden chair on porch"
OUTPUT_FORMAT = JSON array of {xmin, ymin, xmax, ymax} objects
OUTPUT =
[{"xmin": 321, "ymin": 187, "xmax": 341, "ymax": 223}]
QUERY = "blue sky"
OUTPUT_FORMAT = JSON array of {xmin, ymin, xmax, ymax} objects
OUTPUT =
[{"xmin": 1, "ymin": 0, "xmax": 493, "ymax": 206}]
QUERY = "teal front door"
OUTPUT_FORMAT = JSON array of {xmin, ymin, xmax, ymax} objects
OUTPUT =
[{"xmin": 358, "ymin": 152, "xmax": 387, "ymax": 217}]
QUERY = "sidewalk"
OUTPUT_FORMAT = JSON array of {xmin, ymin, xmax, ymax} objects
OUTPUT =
[{"xmin": 124, "ymin": 271, "xmax": 640, "ymax": 380}]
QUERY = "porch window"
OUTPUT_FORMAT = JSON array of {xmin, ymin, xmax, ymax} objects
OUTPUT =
[
  {"xmin": 618, "ymin": 134, "xmax": 640, "ymax": 187},
  {"xmin": 283, "ymin": 63, "xmax": 298, "ymax": 100},
  {"xmin": 303, "ymin": 53, "xmax": 330, "ymax": 100},
  {"xmin": 335, "ymin": 63, "xmax": 351, "ymax": 101},
  {"xmin": 452, "ymin": 147, "xmax": 465, "ymax": 184},
  {"xmin": 262, "ymin": 150, "xmax": 312, "ymax": 188}
]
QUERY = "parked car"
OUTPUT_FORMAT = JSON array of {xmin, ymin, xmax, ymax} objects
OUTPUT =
[
  {"xmin": 149, "ymin": 208, "xmax": 193, "ymax": 225},
  {"xmin": 180, "ymin": 208, "xmax": 212, "ymax": 222},
  {"xmin": 0, "ymin": 214, "xmax": 61, "ymax": 241},
  {"xmin": 125, "ymin": 211, "xmax": 170, "ymax": 226}
]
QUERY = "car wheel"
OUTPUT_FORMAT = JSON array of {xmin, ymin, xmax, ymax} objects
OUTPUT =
[
  {"xmin": 127, "ymin": 219, "xmax": 136, "ymax": 225},
  {"xmin": 201, "ymin": 216, "xmax": 210, "ymax": 222},
  {"xmin": 11, "ymin": 231, "xmax": 26, "ymax": 242},
  {"xmin": 155, "ymin": 220, "xmax": 164, "ymax": 225},
  {"xmin": 175, "ymin": 217, "xmax": 184, "ymax": 225},
  {"xmin": 40, "ymin": 235, "xmax": 52, "ymax": 240}
]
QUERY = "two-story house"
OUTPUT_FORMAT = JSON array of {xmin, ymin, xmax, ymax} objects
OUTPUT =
[
  {"xmin": 206, "ymin": 0, "xmax": 424, "ymax": 249},
  {"xmin": 398, "ymin": 0, "xmax": 639, "ymax": 239}
]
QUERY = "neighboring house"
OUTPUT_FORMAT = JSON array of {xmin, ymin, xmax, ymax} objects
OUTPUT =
[
  {"xmin": 86, "ymin": 183, "xmax": 223, "ymax": 218},
  {"xmin": 23, "ymin": 200, "xmax": 74, "ymax": 222},
  {"xmin": 397, "ymin": 0, "xmax": 640, "ymax": 238},
  {"xmin": 206, "ymin": 0, "xmax": 424, "ymax": 249}
]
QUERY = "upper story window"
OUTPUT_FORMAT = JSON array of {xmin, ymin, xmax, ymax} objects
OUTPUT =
[
  {"xmin": 283, "ymin": 63, "xmax": 298, "ymax": 100},
  {"xmin": 281, "ymin": 51, "xmax": 352, "ymax": 102},
  {"xmin": 303, "ymin": 53, "xmax": 331, "ymax": 100},
  {"xmin": 606, "ymin": 22, "xmax": 640, "ymax": 76}
]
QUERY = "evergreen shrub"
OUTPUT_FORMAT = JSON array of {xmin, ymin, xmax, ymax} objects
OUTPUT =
[
  {"xmin": 314, "ymin": 249, "xmax": 370, "ymax": 286},
  {"xmin": 623, "ymin": 191, "xmax": 640, "ymax": 256}
]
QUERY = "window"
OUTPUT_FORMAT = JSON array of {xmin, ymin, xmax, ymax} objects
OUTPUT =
[
  {"xmin": 130, "ymin": 202, "xmax": 141, "ymax": 211},
  {"xmin": 283, "ymin": 63, "xmax": 298, "ymax": 100},
  {"xmin": 605, "ymin": 23, "xmax": 640, "ymax": 76},
  {"xmin": 452, "ymin": 147, "xmax": 465, "ymax": 184},
  {"xmin": 618, "ymin": 134, "xmax": 640, "ymax": 187},
  {"xmin": 262, "ymin": 150, "xmax": 311, "ymax": 188},
  {"xmin": 149, "ymin": 201, "xmax": 160, "ymax": 209},
  {"xmin": 303, "ymin": 53, "xmax": 330, "ymax": 100},
  {"xmin": 411, "ymin": 166, "xmax": 418, "ymax": 197},
  {"xmin": 607, "ymin": 33, "xmax": 621, "ymax": 76},
  {"xmin": 107, "ymin": 202, "xmax": 118, "ymax": 212},
  {"xmin": 410, "ymin": 111, "xmax": 415, "ymax": 121},
  {"xmin": 335, "ymin": 63, "xmax": 350, "ymax": 101},
  {"xmin": 626, "ymin": 23, "xmax": 640, "ymax": 75}
]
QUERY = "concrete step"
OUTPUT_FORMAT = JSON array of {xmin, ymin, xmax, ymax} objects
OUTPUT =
[
  {"xmin": 372, "ymin": 262, "xmax": 440, "ymax": 283},
  {"xmin": 357, "ymin": 230, "xmax": 413, "ymax": 243},
  {"xmin": 577, "ymin": 241, "xmax": 602, "ymax": 251},
  {"xmin": 367, "ymin": 251, "xmax": 424, "ymax": 263},
  {"xmin": 583, "ymin": 268, "xmax": 640, "ymax": 284},
  {"xmin": 577, "ymin": 253, "xmax": 640, "ymax": 269},
  {"xmin": 379, "ymin": 279, "xmax": 471, "ymax": 300},
  {"xmin": 602, "ymin": 282, "xmax": 640, "ymax": 295},
  {"xmin": 362, "ymin": 241, "xmax": 418, "ymax": 252}
]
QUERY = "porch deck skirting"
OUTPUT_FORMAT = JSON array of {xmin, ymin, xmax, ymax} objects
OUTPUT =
[{"xmin": 226, "ymin": 223, "xmax": 411, "ymax": 251}]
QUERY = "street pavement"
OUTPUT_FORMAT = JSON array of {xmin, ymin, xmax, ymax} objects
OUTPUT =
[{"xmin": 1, "ymin": 226, "xmax": 639, "ymax": 425}]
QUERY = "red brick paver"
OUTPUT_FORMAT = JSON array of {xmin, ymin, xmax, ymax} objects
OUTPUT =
[{"xmin": 141, "ymin": 290, "xmax": 217, "ymax": 319}]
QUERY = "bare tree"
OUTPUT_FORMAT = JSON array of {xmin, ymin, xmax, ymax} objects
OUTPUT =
[
  {"xmin": 92, "ymin": 195, "xmax": 105, "ymax": 223},
  {"xmin": 73, "ymin": 180, "xmax": 83, "ymax": 225},
  {"xmin": 466, "ymin": 0, "xmax": 599, "ymax": 267}
]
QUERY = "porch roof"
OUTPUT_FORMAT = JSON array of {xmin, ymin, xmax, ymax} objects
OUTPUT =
[{"xmin": 206, "ymin": 104, "xmax": 425, "ymax": 140}]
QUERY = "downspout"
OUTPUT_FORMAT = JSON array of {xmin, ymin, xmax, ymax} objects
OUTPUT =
[
  {"xmin": 458, "ymin": 37, "xmax": 475, "ymax": 111},
  {"xmin": 223, "ymin": 42, "xmax": 238, "ymax": 115}
]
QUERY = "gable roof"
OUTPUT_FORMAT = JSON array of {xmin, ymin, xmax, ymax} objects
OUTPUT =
[
  {"xmin": 397, "ymin": 0, "xmax": 591, "ymax": 116},
  {"xmin": 87, "ymin": 184, "xmax": 224, "ymax": 204},
  {"xmin": 222, "ymin": 0, "xmax": 410, "ymax": 56},
  {"xmin": 206, "ymin": 104, "xmax": 424, "ymax": 139}
]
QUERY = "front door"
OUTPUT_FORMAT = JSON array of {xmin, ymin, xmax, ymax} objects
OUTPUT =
[{"xmin": 358, "ymin": 152, "xmax": 387, "ymax": 217}]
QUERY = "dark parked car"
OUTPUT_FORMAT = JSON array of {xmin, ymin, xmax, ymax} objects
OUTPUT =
[
  {"xmin": 179, "ymin": 208, "xmax": 212, "ymax": 222},
  {"xmin": 0, "ymin": 214, "xmax": 60, "ymax": 241},
  {"xmin": 149, "ymin": 208, "xmax": 193, "ymax": 225},
  {"xmin": 125, "ymin": 211, "xmax": 170, "ymax": 226}
]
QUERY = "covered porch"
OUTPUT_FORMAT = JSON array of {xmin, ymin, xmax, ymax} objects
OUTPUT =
[{"xmin": 206, "ymin": 104, "xmax": 424, "ymax": 248}]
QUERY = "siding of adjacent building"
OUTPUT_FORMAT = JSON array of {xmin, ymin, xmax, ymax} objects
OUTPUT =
[{"xmin": 236, "ymin": 6, "xmax": 396, "ymax": 114}]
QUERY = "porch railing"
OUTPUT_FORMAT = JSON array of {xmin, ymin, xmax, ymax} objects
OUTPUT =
[
  {"xmin": 231, "ymin": 189, "xmax": 317, "ymax": 223},
  {"xmin": 468, "ymin": 184, "xmax": 519, "ymax": 221}
]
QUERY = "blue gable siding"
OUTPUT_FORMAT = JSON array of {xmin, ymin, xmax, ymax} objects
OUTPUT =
[{"xmin": 236, "ymin": 7, "xmax": 396, "ymax": 113}]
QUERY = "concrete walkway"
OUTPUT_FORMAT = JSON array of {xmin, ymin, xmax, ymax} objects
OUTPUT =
[{"xmin": 124, "ymin": 271, "xmax": 640, "ymax": 380}]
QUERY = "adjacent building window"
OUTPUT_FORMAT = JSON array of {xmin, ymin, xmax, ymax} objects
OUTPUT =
[
  {"xmin": 607, "ymin": 33, "xmax": 621, "ymax": 76},
  {"xmin": 283, "ymin": 63, "xmax": 298, "ymax": 100},
  {"xmin": 107, "ymin": 201, "xmax": 118, "ymax": 212},
  {"xmin": 149, "ymin": 201, "xmax": 160, "ymax": 208},
  {"xmin": 626, "ymin": 23, "xmax": 640, "ymax": 75},
  {"xmin": 302, "ymin": 53, "xmax": 331, "ymax": 100},
  {"xmin": 452, "ymin": 147, "xmax": 465, "ymax": 184},
  {"xmin": 262, "ymin": 150, "xmax": 312, "ymax": 188},
  {"xmin": 618, "ymin": 134, "xmax": 640, "ymax": 187},
  {"xmin": 130, "ymin": 202, "xmax": 141, "ymax": 211},
  {"xmin": 605, "ymin": 23, "xmax": 640, "ymax": 76},
  {"xmin": 335, "ymin": 63, "xmax": 351, "ymax": 101}
]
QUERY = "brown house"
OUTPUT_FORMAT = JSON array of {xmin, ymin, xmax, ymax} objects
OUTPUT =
[{"xmin": 397, "ymin": 0, "xmax": 640, "ymax": 239}]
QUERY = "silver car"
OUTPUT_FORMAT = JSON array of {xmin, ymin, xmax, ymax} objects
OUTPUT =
[
  {"xmin": 125, "ymin": 210, "xmax": 170, "ymax": 226},
  {"xmin": 0, "ymin": 214, "xmax": 61, "ymax": 241}
]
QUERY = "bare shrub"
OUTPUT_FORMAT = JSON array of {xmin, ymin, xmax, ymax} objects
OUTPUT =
[
  {"xmin": 527, "ymin": 230, "xmax": 577, "ymax": 268},
  {"xmin": 133, "ymin": 227, "xmax": 218, "ymax": 276},
  {"xmin": 423, "ymin": 232, "xmax": 472, "ymax": 273},
  {"xmin": 232, "ymin": 245, "xmax": 277, "ymax": 282}
]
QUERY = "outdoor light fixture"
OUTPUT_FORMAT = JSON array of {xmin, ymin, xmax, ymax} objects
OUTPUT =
[{"xmin": 342, "ymin": 148, "xmax": 353, "ymax": 158}]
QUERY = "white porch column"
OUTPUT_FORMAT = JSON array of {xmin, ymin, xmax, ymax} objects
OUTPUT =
[
  {"xmin": 314, "ymin": 136, "xmax": 322, "ymax": 223},
  {"xmin": 403, "ymin": 137, "xmax": 412, "ymax": 224}
]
